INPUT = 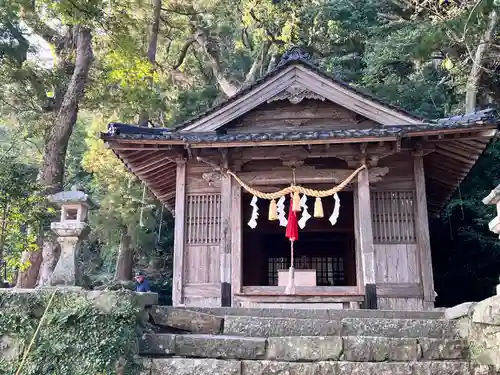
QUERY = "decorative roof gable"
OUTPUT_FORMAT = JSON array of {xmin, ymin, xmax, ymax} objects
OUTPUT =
[{"xmin": 179, "ymin": 47, "xmax": 423, "ymax": 133}]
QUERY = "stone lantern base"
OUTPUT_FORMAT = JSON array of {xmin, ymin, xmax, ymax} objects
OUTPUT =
[{"xmin": 50, "ymin": 222, "xmax": 90, "ymax": 286}]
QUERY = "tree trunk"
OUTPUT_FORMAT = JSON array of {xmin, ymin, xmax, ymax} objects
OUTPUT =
[
  {"xmin": 114, "ymin": 232, "xmax": 133, "ymax": 281},
  {"xmin": 193, "ymin": 29, "xmax": 239, "ymax": 97},
  {"xmin": 16, "ymin": 27, "xmax": 94, "ymax": 288},
  {"xmin": 16, "ymin": 246, "xmax": 43, "ymax": 288},
  {"xmin": 139, "ymin": 0, "xmax": 162, "ymax": 125},
  {"xmin": 37, "ymin": 239, "xmax": 61, "ymax": 286},
  {"xmin": 465, "ymin": 9, "xmax": 498, "ymax": 113}
]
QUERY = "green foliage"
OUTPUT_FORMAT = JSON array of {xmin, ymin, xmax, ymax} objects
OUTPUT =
[
  {"xmin": 0, "ymin": 157, "xmax": 50, "ymax": 281},
  {"xmin": 0, "ymin": 290, "xmax": 141, "ymax": 375}
]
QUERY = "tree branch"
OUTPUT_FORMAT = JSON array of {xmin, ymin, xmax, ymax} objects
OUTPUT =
[
  {"xmin": 249, "ymin": 9, "xmax": 285, "ymax": 47},
  {"xmin": 192, "ymin": 28, "xmax": 239, "ymax": 97},
  {"xmin": 465, "ymin": 8, "xmax": 498, "ymax": 113},
  {"xmin": 161, "ymin": 5, "xmax": 203, "ymax": 16},
  {"xmin": 172, "ymin": 38, "xmax": 195, "ymax": 69},
  {"xmin": 244, "ymin": 41, "xmax": 271, "ymax": 85}
]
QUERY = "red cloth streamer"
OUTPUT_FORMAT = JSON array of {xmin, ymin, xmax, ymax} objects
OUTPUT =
[{"xmin": 285, "ymin": 197, "xmax": 299, "ymax": 242}]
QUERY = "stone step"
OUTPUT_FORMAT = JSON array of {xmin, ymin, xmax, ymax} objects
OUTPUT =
[
  {"xmin": 150, "ymin": 306, "xmax": 223, "ymax": 334},
  {"xmin": 146, "ymin": 358, "xmax": 495, "ymax": 375},
  {"xmin": 157, "ymin": 306, "xmax": 445, "ymax": 320},
  {"xmin": 223, "ymin": 316, "xmax": 461, "ymax": 339},
  {"xmin": 140, "ymin": 333, "xmax": 469, "ymax": 362}
]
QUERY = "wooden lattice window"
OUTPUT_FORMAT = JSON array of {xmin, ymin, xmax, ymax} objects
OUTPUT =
[
  {"xmin": 185, "ymin": 193, "xmax": 221, "ymax": 245},
  {"xmin": 267, "ymin": 256, "xmax": 345, "ymax": 286},
  {"xmin": 371, "ymin": 191, "xmax": 416, "ymax": 244}
]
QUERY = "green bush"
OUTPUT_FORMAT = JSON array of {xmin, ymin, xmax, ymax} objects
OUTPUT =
[{"xmin": 0, "ymin": 289, "xmax": 141, "ymax": 375}]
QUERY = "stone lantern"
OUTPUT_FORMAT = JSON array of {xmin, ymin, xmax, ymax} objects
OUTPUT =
[
  {"xmin": 483, "ymin": 184, "xmax": 500, "ymax": 295},
  {"xmin": 48, "ymin": 186, "xmax": 97, "ymax": 286},
  {"xmin": 484, "ymin": 184, "xmax": 500, "ymax": 238}
]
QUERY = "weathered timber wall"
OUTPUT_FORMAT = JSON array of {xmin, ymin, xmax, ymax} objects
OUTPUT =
[
  {"xmin": 226, "ymin": 100, "xmax": 377, "ymax": 133},
  {"xmin": 182, "ymin": 160, "xmax": 223, "ymax": 306},
  {"xmin": 370, "ymin": 152, "xmax": 427, "ymax": 310},
  {"xmin": 176, "ymin": 147, "xmax": 433, "ymax": 310}
]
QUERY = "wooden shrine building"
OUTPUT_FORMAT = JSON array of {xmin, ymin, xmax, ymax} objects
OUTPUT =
[{"xmin": 101, "ymin": 47, "xmax": 499, "ymax": 310}]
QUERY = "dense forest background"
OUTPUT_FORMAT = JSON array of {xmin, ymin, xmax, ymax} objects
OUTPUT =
[{"xmin": 0, "ymin": 0, "xmax": 499, "ymax": 307}]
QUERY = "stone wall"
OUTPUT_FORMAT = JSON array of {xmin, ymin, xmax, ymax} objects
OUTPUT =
[
  {"xmin": 446, "ymin": 295, "xmax": 500, "ymax": 372},
  {"xmin": 0, "ymin": 287, "xmax": 156, "ymax": 375},
  {"xmin": 447, "ymin": 184, "xmax": 500, "ymax": 371}
]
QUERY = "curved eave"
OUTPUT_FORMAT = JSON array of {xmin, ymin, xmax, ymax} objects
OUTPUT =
[
  {"xmin": 424, "ymin": 137, "xmax": 494, "ymax": 216},
  {"xmin": 111, "ymin": 148, "xmax": 178, "ymax": 215},
  {"xmin": 104, "ymin": 125, "xmax": 498, "ymax": 217}
]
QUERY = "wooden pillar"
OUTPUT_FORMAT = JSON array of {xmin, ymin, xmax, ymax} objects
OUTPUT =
[
  {"xmin": 357, "ymin": 168, "xmax": 376, "ymax": 287},
  {"xmin": 413, "ymin": 152, "xmax": 435, "ymax": 308},
  {"xmin": 230, "ymin": 181, "xmax": 242, "ymax": 306},
  {"xmin": 172, "ymin": 158, "xmax": 186, "ymax": 306},
  {"xmin": 220, "ymin": 174, "xmax": 232, "ymax": 306}
]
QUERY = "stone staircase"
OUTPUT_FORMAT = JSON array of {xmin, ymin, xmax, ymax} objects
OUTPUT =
[{"xmin": 139, "ymin": 307, "xmax": 496, "ymax": 375}]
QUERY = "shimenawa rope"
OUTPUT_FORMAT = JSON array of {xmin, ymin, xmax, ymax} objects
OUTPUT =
[{"xmin": 226, "ymin": 164, "xmax": 366, "ymax": 200}]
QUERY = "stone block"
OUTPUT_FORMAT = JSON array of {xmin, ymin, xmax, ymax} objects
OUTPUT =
[
  {"xmin": 341, "ymin": 318, "xmax": 461, "ymax": 338},
  {"xmin": 139, "ymin": 358, "xmax": 153, "ymax": 375},
  {"xmin": 241, "ymin": 360, "xmax": 334, "ymax": 375},
  {"xmin": 139, "ymin": 333, "xmax": 175, "ymax": 355},
  {"xmin": 151, "ymin": 358, "xmax": 241, "ymax": 375},
  {"xmin": 411, "ymin": 361, "xmax": 475, "ymax": 375},
  {"xmin": 336, "ymin": 362, "xmax": 412, "ymax": 375},
  {"xmin": 420, "ymin": 338, "xmax": 468, "ymax": 360},
  {"xmin": 266, "ymin": 336, "xmax": 342, "ymax": 361},
  {"xmin": 472, "ymin": 295, "xmax": 500, "ymax": 325},
  {"xmin": 475, "ymin": 347, "xmax": 500, "ymax": 372},
  {"xmin": 242, "ymin": 361, "xmax": 487, "ymax": 375},
  {"xmin": 471, "ymin": 364, "xmax": 497, "ymax": 375},
  {"xmin": 151, "ymin": 307, "xmax": 223, "ymax": 334},
  {"xmin": 175, "ymin": 334, "xmax": 266, "ymax": 360},
  {"xmin": 184, "ymin": 307, "xmax": 445, "ymax": 320},
  {"xmin": 223, "ymin": 316, "xmax": 341, "ymax": 337},
  {"xmin": 86, "ymin": 290, "xmax": 137, "ymax": 314},
  {"xmin": 0, "ymin": 335, "xmax": 20, "ymax": 361},
  {"xmin": 135, "ymin": 292, "xmax": 158, "ymax": 307},
  {"xmin": 445, "ymin": 302, "xmax": 476, "ymax": 320},
  {"xmin": 342, "ymin": 336, "xmax": 418, "ymax": 362}
]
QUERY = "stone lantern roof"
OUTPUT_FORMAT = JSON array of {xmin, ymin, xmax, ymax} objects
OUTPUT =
[{"xmin": 48, "ymin": 185, "xmax": 98, "ymax": 209}]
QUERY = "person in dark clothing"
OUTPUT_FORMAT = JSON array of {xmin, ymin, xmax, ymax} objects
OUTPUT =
[{"xmin": 134, "ymin": 272, "xmax": 151, "ymax": 292}]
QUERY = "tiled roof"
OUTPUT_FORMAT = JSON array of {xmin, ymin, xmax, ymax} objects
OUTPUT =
[{"xmin": 103, "ymin": 108, "xmax": 498, "ymax": 144}]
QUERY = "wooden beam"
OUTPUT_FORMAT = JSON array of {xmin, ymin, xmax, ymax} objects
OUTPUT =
[
  {"xmin": 239, "ymin": 285, "xmax": 361, "ymax": 295},
  {"xmin": 146, "ymin": 166, "xmax": 177, "ymax": 181},
  {"xmin": 121, "ymin": 150, "xmax": 164, "ymax": 163},
  {"xmin": 105, "ymin": 142, "xmax": 174, "ymax": 151},
  {"xmin": 436, "ymin": 144, "xmax": 479, "ymax": 159},
  {"xmin": 426, "ymin": 155, "xmax": 469, "ymax": 171},
  {"xmin": 376, "ymin": 282, "xmax": 423, "ymax": 298},
  {"xmin": 434, "ymin": 149, "xmax": 477, "ymax": 165},
  {"xmin": 414, "ymin": 152, "xmax": 435, "ymax": 308},
  {"xmin": 104, "ymin": 136, "xmax": 400, "ymax": 148},
  {"xmin": 156, "ymin": 191, "xmax": 176, "ymax": 200},
  {"xmin": 172, "ymin": 158, "xmax": 187, "ymax": 306},
  {"xmin": 220, "ymin": 160, "xmax": 232, "ymax": 306},
  {"xmin": 426, "ymin": 175, "xmax": 455, "ymax": 188},
  {"xmin": 231, "ymin": 178, "xmax": 242, "ymax": 306},
  {"xmin": 237, "ymin": 167, "xmax": 389, "ymax": 186},
  {"xmin": 133, "ymin": 155, "xmax": 175, "ymax": 174},
  {"xmin": 357, "ymin": 168, "xmax": 376, "ymax": 285}
]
